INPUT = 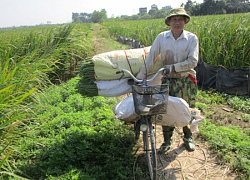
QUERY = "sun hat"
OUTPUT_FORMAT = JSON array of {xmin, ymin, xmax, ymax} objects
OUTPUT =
[{"xmin": 165, "ymin": 7, "xmax": 190, "ymax": 26}]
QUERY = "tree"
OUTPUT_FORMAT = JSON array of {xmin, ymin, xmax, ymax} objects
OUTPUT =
[
  {"xmin": 72, "ymin": 13, "xmax": 80, "ymax": 22},
  {"xmin": 154, "ymin": 9, "xmax": 168, "ymax": 19},
  {"xmin": 184, "ymin": 0, "xmax": 194, "ymax": 12},
  {"xmin": 120, "ymin": 15, "xmax": 132, "ymax": 21},
  {"xmin": 190, "ymin": 4, "xmax": 202, "ymax": 15},
  {"xmin": 189, "ymin": 0, "xmax": 249, "ymax": 15},
  {"xmin": 140, "ymin": 13, "xmax": 151, "ymax": 20},
  {"xmin": 130, "ymin": 14, "xmax": 140, "ymax": 20},
  {"xmin": 148, "ymin": 9, "xmax": 157, "ymax": 18},
  {"xmin": 80, "ymin": 13, "xmax": 92, "ymax": 23},
  {"xmin": 72, "ymin": 1, "xmax": 250, "ymax": 23},
  {"xmin": 91, "ymin": 9, "xmax": 107, "ymax": 23},
  {"xmin": 199, "ymin": 0, "xmax": 227, "ymax": 14},
  {"xmin": 72, "ymin": 12, "xmax": 92, "ymax": 23}
]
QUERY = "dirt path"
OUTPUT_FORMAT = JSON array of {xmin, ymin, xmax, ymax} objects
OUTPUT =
[
  {"xmin": 92, "ymin": 24, "xmax": 237, "ymax": 180},
  {"xmin": 138, "ymin": 125, "xmax": 237, "ymax": 180}
]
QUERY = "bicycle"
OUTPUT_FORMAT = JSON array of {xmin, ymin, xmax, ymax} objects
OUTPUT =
[{"xmin": 116, "ymin": 68, "xmax": 169, "ymax": 180}]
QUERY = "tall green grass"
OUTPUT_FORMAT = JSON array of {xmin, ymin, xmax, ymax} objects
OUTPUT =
[
  {"xmin": 190, "ymin": 13, "xmax": 250, "ymax": 68},
  {"xmin": 0, "ymin": 23, "xmax": 95, "ymax": 82},
  {"xmin": 0, "ymin": 23, "xmax": 95, "ymax": 178},
  {"xmin": 0, "ymin": 55, "xmax": 49, "ymax": 178},
  {"xmin": 104, "ymin": 13, "xmax": 250, "ymax": 68}
]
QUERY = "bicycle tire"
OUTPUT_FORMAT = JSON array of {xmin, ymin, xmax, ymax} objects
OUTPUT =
[{"xmin": 142, "ymin": 116, "xmax": 158, "ymax": 180}]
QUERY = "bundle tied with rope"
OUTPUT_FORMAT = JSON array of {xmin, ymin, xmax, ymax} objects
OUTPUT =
[{"xmin": 77, "ymin": 46, "xmax": 165, "ymax": 97}]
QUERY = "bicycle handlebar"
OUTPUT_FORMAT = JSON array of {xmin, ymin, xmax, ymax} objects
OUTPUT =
[{"xmin": 116, "ymin": 67, "xmax": 166, "ymax": 84}]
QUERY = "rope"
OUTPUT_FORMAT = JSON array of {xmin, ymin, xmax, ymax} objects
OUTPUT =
[
  {"xmin": 142, "ymin": 47, "xmax": 148, "ymax": 58},
  {"xmin": 124, "ymin": 50, "xmax": 134, "ymax": 75}
]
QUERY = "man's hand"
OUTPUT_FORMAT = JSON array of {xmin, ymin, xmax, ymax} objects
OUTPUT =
[{"xmin": 163, "ymin": 65, "xmax": 175, "ymax": 75}]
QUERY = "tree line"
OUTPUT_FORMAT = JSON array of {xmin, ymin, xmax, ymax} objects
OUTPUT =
[
  {"xmin": 72, "ymin": 0, "xmax": 250, "ymax": 23},
  {"xmin": 185, "ymin": 0, "xmax": 250, "ymax": 15}
]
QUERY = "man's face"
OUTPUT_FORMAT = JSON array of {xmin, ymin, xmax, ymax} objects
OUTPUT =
[{"xmin": 169, "ymin": 15, "xmax": 185, "ymax": 31}]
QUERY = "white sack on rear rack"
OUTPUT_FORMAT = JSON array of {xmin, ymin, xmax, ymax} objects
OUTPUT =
[
  {"xmin": 95, "ymin": 78, "xmax": 132, "ymax": 97},
  {"xmin": 114, "ymin": 95, "xmax": 191, "ymax": 127},
  {"xmin": 113, "ymin": 95, "xmax": 140, "ymax": 122},
  {"xmin": 114, "ymin": 94, "xmax": 205, "ymax": 130},
  {"xmin": 155, "ymin": 96, "xmax": 191, "ymax": 127}
]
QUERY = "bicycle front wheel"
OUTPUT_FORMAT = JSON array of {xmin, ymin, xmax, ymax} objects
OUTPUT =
[{"xmin": 142, "ymin": 116, "xmax": 157, "ymax": 180}]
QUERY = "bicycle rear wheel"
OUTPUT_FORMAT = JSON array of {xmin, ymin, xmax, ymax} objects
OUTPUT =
[{"xmin": 142, "ymin": 116, "xmax": 157, "ymax": 180}]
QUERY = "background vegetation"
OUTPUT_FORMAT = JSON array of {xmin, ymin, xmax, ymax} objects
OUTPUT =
[
  {"xmin": 104, "ymin": 13, "xmax": 250, "ymax": 68},
  {"xmin": 71, "ymin": 0, "xmax": 250, "ymax": 22},
  {"xmin": 0, "ymin": 12, "xmax": 250, "ymax": 179}
]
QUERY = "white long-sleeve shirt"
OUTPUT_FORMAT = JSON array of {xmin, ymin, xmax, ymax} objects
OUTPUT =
[{"xmin": 137, "ymin": 30, "xmax": 199, "ymax": 79}]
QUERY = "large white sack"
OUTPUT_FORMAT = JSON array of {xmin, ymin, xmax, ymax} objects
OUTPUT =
[
  {"xmin": 95, "ymin": 72, "xmax": 163, "ymax": 97},
  {"xmin": 113, "ymin": 95, "xmax": 140, "ymax": 122},
  {"xmin": 96, "ymin": 70, "xmax": 164, "ymax": 97},
  {"xmin": 92, "ymin": 47, "xmax": 165, "ymax": 81},
  {"xmin": 114, "ymin": 94, "xmax": 205, "ymax": 130},
  {"xmin": 114, "ymin": 95, "xmax": 192, "ymax": 127},
  {"xmin": 93, "ymin": 47, "xmax": 149, "ymax": 80},
  {"xmin": 95, "ymin": 78, "xmax": 132, "ymax": 97},
  {"xmin": 155, "ymin": 96, "xmax": 191, "ymax": 127}
]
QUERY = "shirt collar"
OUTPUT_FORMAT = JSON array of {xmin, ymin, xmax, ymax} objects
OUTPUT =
[
  {"xmin": 166, "ymin": 30, "xmax": 188, "ymax": 40},
  {"xmin": 181, "ymin": 30, "xmax": 188, "ymax": 39}
]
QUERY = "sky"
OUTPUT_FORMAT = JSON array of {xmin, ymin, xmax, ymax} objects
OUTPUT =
[{"xmin": 0, "ymin": 0, "xmax": 203, "ymax": 28}]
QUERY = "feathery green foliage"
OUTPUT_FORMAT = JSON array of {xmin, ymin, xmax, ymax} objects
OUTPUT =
[
  {"xmin": 2, "ymin": 77, "xmax": 139, "ymax": 180},
  {"xmin": 0, "ymin": 23, "xmax": 95, "ymax": 178},
  {"xmin": 104, "ymin": 13, "xmax": 250, "ymax": 68}
]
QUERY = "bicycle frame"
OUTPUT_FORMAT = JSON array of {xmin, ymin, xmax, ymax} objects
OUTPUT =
[{"xmin": 117, "ymin": 68, "xmax": 169, "ymax": 180}]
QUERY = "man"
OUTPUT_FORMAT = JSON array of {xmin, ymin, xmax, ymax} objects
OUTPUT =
[{"xmin": 136, "ymin": 7, "xmax": 199, "ymax": 153}]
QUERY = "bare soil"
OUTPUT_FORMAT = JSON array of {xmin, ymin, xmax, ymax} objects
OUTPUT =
[
  {"xmin": 132, "ymin": 102, "xmax": 249, "ymax": 180},
  {"xmin": 134, "ymin": 125, "xmax": 238, "ymax": 180},
  {"xmin": 92, "ymin": 24, "xmax": 247, "ymax": 180},
  {"xmin": 205, "ymin": 103, "xmax": 250, "ymax": 132}
]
